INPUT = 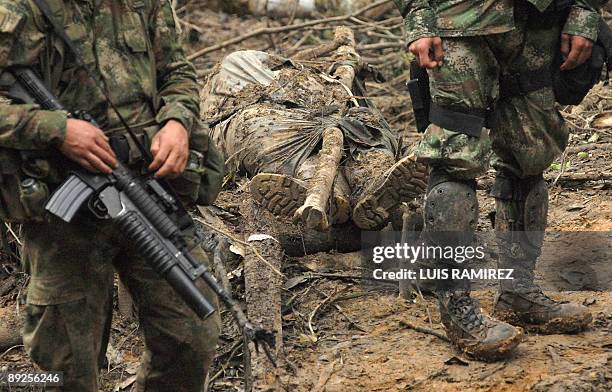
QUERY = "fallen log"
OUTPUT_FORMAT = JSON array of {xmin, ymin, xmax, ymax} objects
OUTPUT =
[
  {"xmin": 243, "ymin": 203, "xmax": 285, "ymax": 392},
  {"xmin": 294, "ymin": 127, "xmax": 344, "ymax": 230}
]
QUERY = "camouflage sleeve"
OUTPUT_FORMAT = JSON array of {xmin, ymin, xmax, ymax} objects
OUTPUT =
[
  {"xmin": 562, "ymin": 0, "xmax": 604, "ymax": 41},
  {"xmin": 392, "ymin": 0, "xmax": 438, "ymax": 45},
  {"xmin": 0, "ymin": 2, "xmax": 66, "ymax": 150},
  {"xmin": 151, "ymin": 0, "xmax": 200, "ymax": 134}
]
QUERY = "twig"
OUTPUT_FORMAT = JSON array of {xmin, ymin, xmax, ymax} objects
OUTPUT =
[
  {"xmin": 308, "ymin": 288, "xmax": 343, "ymax": 341},
  {"xmin": 208, "ymin": 340, "xmax": 244, "ymax": 385},
  {"xmin": 0, "ymin": 344, "xmax": 24, "ymax": 360},
  {"xmin": 194, "ymin": 216, "xmax": 285, "ymax": 278},
  {"xmin": 186, "ymin": 0, "xmax": 392, "ymax": 61},
  {"xmin": 333, "ymin": 303, "xmax": 369, "ymax": 333},
  {"xmin": 553, "ymin": 149, "xmax": 568, "ymax": 186},
  {"xmin": 399, "ymin": 320, "xmax": 450, "ymax": 342},
  {"xmin": 3, "ymin": 223, "xmax": 22, "ymax": 246}
]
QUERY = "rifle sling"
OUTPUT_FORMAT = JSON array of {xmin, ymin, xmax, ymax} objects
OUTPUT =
[{"xmin": 31, "ymin": 0, "xmax": 152, "ymax": 162}]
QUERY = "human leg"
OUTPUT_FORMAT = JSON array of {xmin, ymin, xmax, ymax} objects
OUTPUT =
[
  {"xmin": 21, "ymin": 216, "xmax": 117, "ymax": 391},
  {"xmin": 115, "ymin": 232, "xmax": 221, "ymax": 392}
]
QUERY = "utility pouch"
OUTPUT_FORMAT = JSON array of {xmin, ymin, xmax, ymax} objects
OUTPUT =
[
  {"xmin": 0, "ymin": 150, "xmax": 51, "ymax": 223},
  {"xmin": 407, "ymin": 59, "xmax": 431, "ymax": 133},
  {"xmin": 168, "ymin": 125, "xmax": 225, "ymax": 206}
]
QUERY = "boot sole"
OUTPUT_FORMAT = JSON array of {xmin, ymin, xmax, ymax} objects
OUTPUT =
[
  {"xmin": 494, "ymin": 309, "xmax": 593, "ymax": 334},
  {"xmin": 250, "ymin": 173, "xmax": 350, "ymax": 225},
  {"xmin": 352, "ymin": 154, "xmax": 427, "ymax": 230},
  {"xmin": 457, "ymin": 328, "xmax": 525, "ymax": 362}
]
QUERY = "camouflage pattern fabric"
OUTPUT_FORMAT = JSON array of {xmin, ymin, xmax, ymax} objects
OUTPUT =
[
  {"xmin": 0, "ymin": 0, "xmax": 199, "ymax": 148},
  {"xmin": 414, "ymin": 4, "xmax": 578, "ymax": 180},
  {"xmin": 21, "ymin": 213, "xmax": 221, "ymax": 392},
  {"xmin": 0, "ymin": 1, "xmax": 219, "ymax": 390},
  {"xmin": 392, "ymin": 0, "xmax": 604, "ymax": 44}
]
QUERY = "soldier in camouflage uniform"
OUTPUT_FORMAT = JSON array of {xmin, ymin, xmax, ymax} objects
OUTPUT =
[
  {"xmin": 393, "ymin": 0, "xmax": 603, "ymax": 360},
  {"xmin": 0, "ymin": 1, "xmax": 220, "ymax": 390}
]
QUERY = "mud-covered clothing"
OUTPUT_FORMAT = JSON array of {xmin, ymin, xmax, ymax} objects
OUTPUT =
[
  {"xmin": 415, "ymin": 6, "xmax": 569, "ymax": 179},
  {"xmin": 0, "ymin": 0, "xmax": 199, "ymax": 150},
  {"xmin": 392, "ymin": 0, "xmax": 604, "ymax": 44},
  {"xmin": 203, "ymin": 50, "xmax": 397, "ymax": 177},
  {"xmin": 22, "ymin": 214, "xmax": 221, "ymax": 392},
  {"xmin": 0, "ymin": 1, "xmax": 219, "ymax": 391}
]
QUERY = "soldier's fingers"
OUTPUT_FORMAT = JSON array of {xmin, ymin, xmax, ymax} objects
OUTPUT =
[
  {"xmin": 150, "ymin": 135, "xmax": 161, "ymax": 156},
  {"xmin": 154, "ymin": 151, "xmax": 180, "ymax": 178},
  {"xmin": 94, "ymin": 138, "xmax": 117, "ymax": 163},
  {"xmin": 577, "ymin": 45, "xmax": 593, "ymax": 66},
  {"xmin": 91, "ymin": 144, "xmax": 118, "ymax": 169},
  {"xmin": 86, "ymin": 152, "xmax": 113, "ymax": 174},
  {"xmin": 432, "ymin": 37, "xmax": 444, "ymax": 64},
  {"xmin": 77, "ymin": 158, "xmax": 97, "ymax": 174},
  {"xmin": 418, "ymin": 46, "xmax": 436, "ymax": 69},
  {"xmin": 560, "ymin": 46, "xmax": 581, "ymax": 70},
  {"xmin": 560, "ymin": 33, "xmax": 570, "ymax": 58},
  {"xmin": 177, "ymin": 153, "xmax": 188, "ymax": 174},
  {"xmin": 148, "ymin": 142, "xmax": 171, "ymax": 171}
]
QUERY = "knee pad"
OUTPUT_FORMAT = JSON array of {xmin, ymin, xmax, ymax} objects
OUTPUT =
[
  {"xmin": 492, "ymin": 174, "xmax": 548, "ymax": 258},
  {"xmin": 424, "ymin": 170, "xmax": 478, "ymax": 245}
]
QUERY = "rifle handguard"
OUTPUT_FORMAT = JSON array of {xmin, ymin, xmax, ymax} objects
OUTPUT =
[{"xmin": 116, "ymin": 211, "xmax": 216, "ymax": 319}]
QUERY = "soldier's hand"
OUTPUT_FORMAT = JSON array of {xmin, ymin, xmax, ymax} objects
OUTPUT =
[
  {"xmin": 560, "ymin": 33, "xmax": 593, "ymax": 71},
  {"xmin": 59, "ymin": 119, "xmax": 118, "ymax": 174},
  {"xmin": 149, "ymin": 120, "xmax": 189, "ymax": 178},
  {"xmin": 409, "ymin": 37, "xmax": 444, "ymax": 69}
]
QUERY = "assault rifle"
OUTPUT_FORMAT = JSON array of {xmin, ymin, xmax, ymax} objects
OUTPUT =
[{"xmin": 2, "ymin": 67, "xmax": 276, "ymax": 362}]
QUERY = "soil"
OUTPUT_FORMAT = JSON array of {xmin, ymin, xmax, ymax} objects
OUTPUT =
[{"xmin": 1, "ymin": 2, "xmax": 611, "ymax": 392}]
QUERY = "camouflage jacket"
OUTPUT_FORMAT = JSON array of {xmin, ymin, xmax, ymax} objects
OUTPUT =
[
  {"xmin": 0, "ymin": 0, "xmax": 199, "ymax": 151},
  {"xmin": 393, "ymin": 0, "xmax": 604, "ymax": 44}
]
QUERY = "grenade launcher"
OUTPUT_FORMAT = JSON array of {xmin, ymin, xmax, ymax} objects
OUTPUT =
[{"xmin": 1, "ymin": 67, "xmax": 275, "ymax": 361}]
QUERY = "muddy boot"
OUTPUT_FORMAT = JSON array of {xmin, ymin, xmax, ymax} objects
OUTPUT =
[
  {"xmin": 250, "ymin": 157, "xmax": 350, "ymax": 225},
  {"xmin": 491, "ymin": 174, "xmax": 592, "ymax": 333},
  {"xmin": 348, "ymin": 150, "xmax": 427, "ymax": 230},
  {"xmin": 494, "ymin": 282, "xmax": 592, "ymax": 334},
  {"xmin": 439, "ymin": 292, "xmax": 523, "ymax": 361}
]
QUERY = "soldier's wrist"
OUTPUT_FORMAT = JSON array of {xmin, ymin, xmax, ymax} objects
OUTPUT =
[{"xmin": 562, "ymin": 7, "xmax": 600, "ymax": 42}]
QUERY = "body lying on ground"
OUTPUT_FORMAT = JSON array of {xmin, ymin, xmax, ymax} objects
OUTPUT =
[{"xmin": 202, "ymin": 41, "xmax": 427, "ymax": 231}]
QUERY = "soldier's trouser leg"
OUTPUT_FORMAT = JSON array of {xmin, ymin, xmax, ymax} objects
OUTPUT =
[
  {"xmin": 21, "ymin": 217, "xmax": 117, "ymax": 392},
  {"xmin": 21, "ymin": 216, "xmax": 220, "ymax": 392},
  {"xmin": 116, "ymin": 234, "xmax": 221, "ymax": 392},
  {"xmin": 486, "ymin": 9, "xmax": 591, "ymax": 333},
  {"xmin": 415, "ymin": 34, "xmax": 523, "ymax": 361},
  {"xmin": 492, "ymin": 174, "xmax": 592, "ymax": 332}
]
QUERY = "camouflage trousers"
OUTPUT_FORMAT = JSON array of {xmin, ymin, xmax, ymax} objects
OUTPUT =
[
  {"xmin": 415, "ymin": 8, "xmax": 568, "ymax": 180},
  {"xmin": 21, "ymin": 213, "xmax": 221, "ymax": 392}
]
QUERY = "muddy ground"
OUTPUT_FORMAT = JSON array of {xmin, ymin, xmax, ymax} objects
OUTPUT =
[{"xmin": 1, "ymin": 1, "xmax": 611, "ymax": 391}]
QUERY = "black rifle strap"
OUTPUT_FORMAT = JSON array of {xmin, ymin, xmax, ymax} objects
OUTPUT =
[{"xmin": 31, "ymin": 0, "xmax": 153, "ymax": 163}]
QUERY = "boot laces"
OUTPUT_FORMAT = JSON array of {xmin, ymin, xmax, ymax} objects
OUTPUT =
[
  {"xmin": 449, "ymin": 295, "xmax": 489, "ymax": 334},
  {"xmin": 522, "ymin": 287, "xmax": 561, "ymax": 308}
]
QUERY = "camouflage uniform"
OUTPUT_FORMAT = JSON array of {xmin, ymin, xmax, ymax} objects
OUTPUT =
[
  {"xmin": 394, "ymin": 0, "xmax": 602, "ymax": 359},
  {"xmin": 0, "ymin": 1, "xmax": 220, "ymax": 390}
]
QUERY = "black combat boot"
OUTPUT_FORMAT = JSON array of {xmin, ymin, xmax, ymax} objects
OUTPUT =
[
  {"xmin": 492, "ymin": 175, "xmax": 592, "ymax": 333},
  {"xmin": 439, "ymin": 291, "xmax": 524, "ymax": 361}
]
